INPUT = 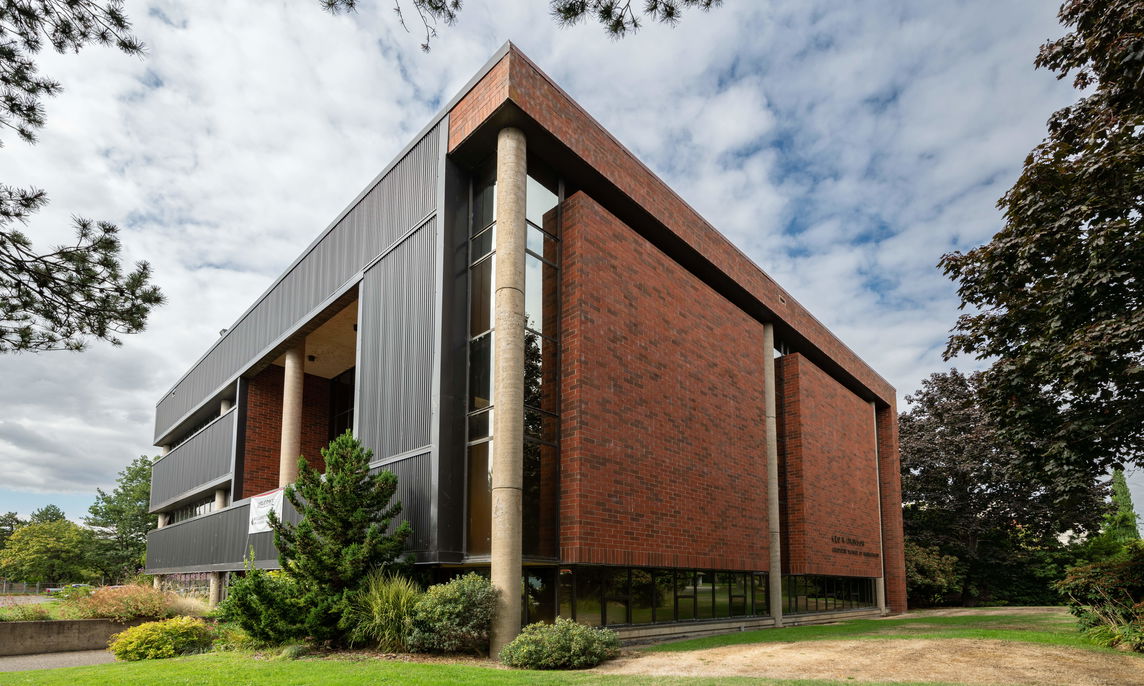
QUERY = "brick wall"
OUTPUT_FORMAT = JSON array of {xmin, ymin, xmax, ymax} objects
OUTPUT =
[
  {"xmin": 447, "ymin": 47, "xmax": 895, "ymax": 405},
  {"xmin": 877, "ymin": 404, "xmax": 907, "ymax": 614},
  {"xmin": 240, "ymin": 365, "xmax": 331, "ymax": 499},
  {"xmin": 776, "ymin": 353, "xmax": 882, "ymax": 578},
  {"xmin": 560, "ymin": 192, "xmax": 770, "ymax": 571}
]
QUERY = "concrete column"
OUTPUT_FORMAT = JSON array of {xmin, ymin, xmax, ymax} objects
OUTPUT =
[
  {"xmin": 279, "ymin": 340, "xmax": 305, "ymax": 487},
  {"xmin": 490, "ymin": 126, "xmax": 527, "ymax": 655},
  {"xmin": 208, "ymin": 572, "xmax": 222, "ymax": 607},
  {"xmin": 152, "ymin": 575, "xmax": 161, "ymax": 590},
  {"xmin": 220, "ymin": 398, "xmax": 233, "ymax": 415},
  {"xmin": 160, "ymin": 445, "xmax": 170, "ymax": 457},
  {"xmin": 156, "ymin": 512, "xmax": 167, "ymax": 528},
  {"xmin": 214, "ymin": 488, "xmax": 227, "ymax": 512},
  {"xmin": 871, "ymin": 400, "xmax": 887, "ymax": 615},
  {"xmin": 763, "ymin": 323, "xmax": 784, "ymax": 627}
]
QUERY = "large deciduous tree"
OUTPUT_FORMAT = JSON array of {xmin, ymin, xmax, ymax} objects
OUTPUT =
[
  {"xmin": 900, "ymin": 369, "xmax": 1105, "ymax": 604},
  {"xmin": 85, "ymin": 455, "xmax": 156, "ymax": 581},
  {"xmin": 0, "ymin": 0, "xmax": 163, "ymax": 352},
  {"xmin": 0, "ymin": 520, "xmax": 94, "ymax": 583},
  {"xmin": 941, "ymin": 0, "xmax": 1144, "ymax": 491}
]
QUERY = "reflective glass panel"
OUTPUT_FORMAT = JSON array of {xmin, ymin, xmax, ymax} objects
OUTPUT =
[
  {"xmin": 675, "ymin": 571, "xmax": 696, "ymax": 621},
  {"xmin": 468, "ymin": 410, "xmax": 490, "ymax": 441},
  {"xmin": 473, "ymin": 167, "xmax": 496, "ymax": 233},
  {"xmin": 524, "ymin": 407, "xmax": 558, "ymax": 443},
  {"xmin": 526, "ymin": 174, "xmax": 558, "ymax": 228},
  {"xmin": 575, "ymin": 567, "xmax": 605, "ymax": 626},
  {"xmin": 522, "ymin": 442, "xmax": 558, "ymax": 558},
  {"xmin": 524, "ymin": 255, "xmax": 558, "ymax": 337},
  {"xmin": 653, "ymin": 570, "xmax": 675, "ymax": 623},
  {"xmin": 558, "ymin": 568, "xmax": 574, "ymax": 620},
  {"xmin": 466, "ymin": 442, "xmax": 491, "ymax": 556},
  {"xmin": 470, "ymin": 256, "xmax": 493, "ymax": 337},
  {"xmin": 468, "ymin": 333, "xmax": 492, "ymax": 410},
  {"xmin": 696, "ymin": 572, "xmax": 714, "ymax": 619},
  {"xmin": 753, "ymin": 573, "xmax": 769, "ymax": 616},
  {"xmin": 631, "ymin": 569, "xmax": 655, "ymax": 625},
  {"xmin": 524, "ymin": 569, "xmax": 556, "ymax": 624},
  {"xmin": 471, "ymin": 225, "xmax": 494, "ymax": 263}
]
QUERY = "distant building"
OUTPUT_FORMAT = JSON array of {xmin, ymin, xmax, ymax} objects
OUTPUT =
[{"xmin": 145, "ymin": 43, "xmax": 906, "ymax": 641}]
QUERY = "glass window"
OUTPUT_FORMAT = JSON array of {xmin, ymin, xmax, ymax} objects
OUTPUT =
[
  {"xmin": 524, "ymin": 407, "xmax": 558, "ymax": 443},
  {"xmin": 630, "ymin": 569, "xmax": 656, "ymax": 625},
  {"xmin": 696, "ymin": 571, "xmax": 714, "ymax": 619},
  {"xmin": 676, "ymin": 570, "xmax": 696, "ymax": 621},
  {"xmin": 524, "ymin": 569, "xmax": 556, "ymax": 624},
  {"xmin": 466, "ymin": 442, "xmax": 491, "ymax": 556},
  {"xmin": 524, "ymin": 255, "xmax": 558, "ymax": 337},
  {"xmin": 604, "ymin": 568, "xmax": 630, "ymax": 626},
  {"xmin": 728, "ymin": 573, "xmax": 749, "ymax": 617},
  {"xmin": 526, "ymin": 174, "xmax": 558, "ymax": 228},
  {"xmin": 752, "ymin": 573, "xmax": 769, "ymax": 616},
  {"xmin": 468, "ymin": 410, "xmax": 490, "ymax": 441},
  {"xmin": 653, "ymin": 570, "xmax": 675, "ymax": 623},
  {"xmin": 468, "ymin": 333, "xmax": 492, "ymax": 410},
  {"xmin": 470, "ymin": 256, "xmax": 494, "ymax": 337},
  {"xmin": 473, "ymin": 166, "xmax": 496, "ymax": 233},
  {"xmin": 522, "ymin": 442, "xmax": 558, "ymax": 559},
  {"xmin": 575, "ymin": 567, "xmax": 605, "ymax": 626},
  {"xmin": 471, "ymin": 225, "xmax": 494, "ymax": 263},
  {"xmin": 526, "ymin": 225, "xmax": 558, "ymax": 265},
  {"xmin": 558, "ymin": 568, "xmax": 574, "ymax": 620}
]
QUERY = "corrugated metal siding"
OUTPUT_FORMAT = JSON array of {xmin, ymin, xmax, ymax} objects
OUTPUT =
[
  {"xmin": 155, "ymin": 125, "xmax": 441, "ymax": 441},
  {"xmin": 373, "ymin": 453, "xmax": 432, "ymax": 552},
  {"xmin": 150, "ymin": 410, "xmax": 235, "ymax": 509},
  {"xmin": 145, "ymin": 499, "xmax": 301, "ymax": 572},
  {"xmin": 356, "ymin": 223, "xmax": 436, "ymax": 460}
]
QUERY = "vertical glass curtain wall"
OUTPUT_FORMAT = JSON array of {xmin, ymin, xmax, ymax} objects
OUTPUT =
[{"xmin": 465, "ymin": 160, "xmax": 561, "ymax": 559}]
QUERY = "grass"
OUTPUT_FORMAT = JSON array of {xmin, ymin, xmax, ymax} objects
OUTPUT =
[
  {"xmin": 0, "ymin": 652, "xmax": 960, "ymax": 686},
  {"xmin": 0, "ymin": 600, "xmax": 64, "ymax": 622},
  {"xmin": 647, "ymin": 610, "xmax": 1131, "ymax": 655}
]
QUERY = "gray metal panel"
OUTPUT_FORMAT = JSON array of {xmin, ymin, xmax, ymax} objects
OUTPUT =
[
  {"xmin": 155, "ymin": 125, "xmax": 441, "ymax": 442},
  {"xmin": 356, "ymin": 222, "xmax": 436, "ymax": 460},
  {"xmin": 150, "ymin": 410, "xmax": 236, "ymax": 510},
  {"xmin": 145, "ymin": 499, "xmax": 300, "ymax": 573},
  {"xmin": 373, "ymin": 453, "xmax": 432, "ymax": 553}
]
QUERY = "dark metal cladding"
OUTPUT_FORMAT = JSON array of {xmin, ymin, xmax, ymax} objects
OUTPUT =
[
  {"xmin": 154, "ymin": 124, "xmax": 442, "ymax": 443},
  {"xmin": 150, "ymin": 410, "xmax": 236, "ymax": 511},
  {"xmin": 355, "ymin": 222, "xmax": 436, "ymax": 461},
  {"xmin": 372, "ymin": 453, "xmax": 432, "ymax": 554},
  {"xmin": 145, "ymin": 498, "xmax": 300, "ymax": 573}
]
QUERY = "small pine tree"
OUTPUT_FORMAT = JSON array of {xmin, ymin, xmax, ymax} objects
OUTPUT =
[
  {"xmin": 268, "ymin": 431, "xmax": 412, "ymax": 644},
  {"xmin": 1107, "ymin": 470, "xmax": 1141, "ymax": 544}
]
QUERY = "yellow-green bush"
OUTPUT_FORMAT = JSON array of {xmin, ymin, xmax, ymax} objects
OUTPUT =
[
  {"xmin": 499, "ymin": 617, "xmax": 619, "ymax": 669},
  {"xmin": 108, "ymin": 616, "xmax": 214, "ymax": 661}
]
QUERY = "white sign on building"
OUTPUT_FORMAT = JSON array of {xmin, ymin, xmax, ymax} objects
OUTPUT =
[{"xmin": 248, "ymin": 488, "xmax": 285, "ymax": 534}]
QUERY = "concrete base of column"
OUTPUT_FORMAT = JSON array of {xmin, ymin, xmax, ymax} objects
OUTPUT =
[
  {"xmin": 208, "ymin": 572, "xmax": 222, "ymax": 607},
  {"xmin": 876, "ymin": 577, "xmax": 887, "ymax": 615},
  {"xmin": 152, "ymin": 575, "xmax": 161, "ymax": 591}
]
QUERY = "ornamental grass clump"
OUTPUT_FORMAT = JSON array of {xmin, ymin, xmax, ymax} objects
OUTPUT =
[
  {"xmin": 64, "ymin": 584, "xmax": 174, "ymax": 622},
  {"xmin": 108, "ymin": 616, "xmax": 214, "ymax": 661},
  {"xmin": 499, "ymin": 617, "xmax": 619, "ymax": 669},
  {"xmin": 346, "ymin": 572, "xmax": 422, "ymax": 651},
  {"xmin": 407, "ymin": 573, "xmax": 497, "ymax": 654}
]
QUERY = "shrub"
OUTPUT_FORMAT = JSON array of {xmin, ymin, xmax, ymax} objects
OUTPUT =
[
  {"xmin": 407, "ymin": 573, "xmax": 497, "ymax": 654},
  {"xmin": 63, "ymin": 585, "xmax": 173, "ymax": 622},
  {"xmin": 217, "ymin": 567, "xmax": 306, "ymax": 645},
  {"xmin": 346, "ymin": 572, "xmax": 422, "ymax": 651},
  {"xmin": 0, "ymin": 603, "xmax": 50, "ymax": 621},
  {"xmin": 108, "ymin": 616, "xmax": 214, "ymax": 661},
  {"xmin": 499, "ymin": 617, "xmax": 619, "ymax": 669},
  {"xmin": 1055, "ymin": 541, "xmax": 1144, "ymax": 652},
  {"xmin": 55, "ymin": 585, "xmax": 94, "ymax": 603}
]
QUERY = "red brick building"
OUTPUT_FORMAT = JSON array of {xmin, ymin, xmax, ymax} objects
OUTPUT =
[{"xmin": 146, "ymin": 44, "xmax": 905, "ymax": 639}]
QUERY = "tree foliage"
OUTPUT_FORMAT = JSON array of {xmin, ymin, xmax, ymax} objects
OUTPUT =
[
  {"xmin": 899, "ymin": 369, "xmax": 1105, "ymax": 604},
  {"xmin": 0, "ymin": 511, "xmax": 24, "ymax": 549},
  {"xmin": 28, "ymin": 503, "xmax": 66, "ymax": 524},
  {"xmin": 0, "ymin": 0, "xmax": 163, "ymax": 352},
  {"xmin": 322, "ymin": 0, "xmax": 721, "ymax": 51},
  {"xmin": 85, "ymin": 455, "xmax": 156, "ymax": 581},
  {"xmin": 0, "ymin": 519, "xmax": 93, "ymax": 583},
  {"xmin": 268, "ymin": 431, "xmax": 411, "ymax": 645},
  {"xmin": 941, "ymin": 0, "xmax": 1144, "ymax": 490}
]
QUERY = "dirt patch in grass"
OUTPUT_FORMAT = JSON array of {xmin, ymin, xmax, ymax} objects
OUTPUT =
[{"xmin": 594, "ymin": 638, "xmax": 1144, "ymax": 686}]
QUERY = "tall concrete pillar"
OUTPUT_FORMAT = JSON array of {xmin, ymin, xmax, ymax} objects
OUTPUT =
[
  {"xmin": 208, "ymin": 572, "xmax": 222, "ymax": 607},
  {"xmin": 152, "ymin": 575, "xmax": 161, "ymax": 590},
  {"xmin": 763, "ymin": 323, "xmax": 784, "ymax": 627},
  {"xmin": 871, "ymin": 401, "xmax": 887, "ymax": 615},
  {"xmin": 214, "ymin": 488, "xmax": 228, "ymax": 512},
  {"xmin": 489, "ymin": 126, "xmax": 527, "ymax": 655},
  {"xmin": 279, "ymin": 341, "xmax": 305, "ymax": 487},
  {"xmin": 220, "ymin": 398, "xmax": 233, "ymax": 415}
]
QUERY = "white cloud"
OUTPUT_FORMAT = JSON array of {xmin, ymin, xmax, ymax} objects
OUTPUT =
[{"xmin": 0, "ymin": 0, "xmax": 1076, "ymax": 498}]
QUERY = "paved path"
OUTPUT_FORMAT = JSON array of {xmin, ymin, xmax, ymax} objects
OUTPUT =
[
  {"xmin": 0, "ymin": 650, "xmax": 116, "ymax": 672},
  {"xmin": 0, "ymin": 595, "xmax": 52, "ymax": 606}
]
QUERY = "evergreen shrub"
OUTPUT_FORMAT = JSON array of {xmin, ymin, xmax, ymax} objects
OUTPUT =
[
  {"xmin": 108, "ymin": 616, "xmax": 214, "ymax": 661},
  {"xmin": 499, "ymin": 617, "xmax": 619, "ymax": 669},
  {"xmin": 1056, "ymin": 542, "xmax": 1144, "ymax": 652},
  {"xmin": 217, "ymin": 567, "xmax": 306, "ymax": 645},
  {"xmin": 407, "ymin": 572, "xmax": 497, "ymax": 654}
]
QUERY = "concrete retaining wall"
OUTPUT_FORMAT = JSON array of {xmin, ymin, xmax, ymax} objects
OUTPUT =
[
  {"xmin": 614, "ymin": 608, "xmax": 883, "ymax": 645},
  {"xmin": 0, "ymin": 619, "xmax": 145, "ymax": 657}
]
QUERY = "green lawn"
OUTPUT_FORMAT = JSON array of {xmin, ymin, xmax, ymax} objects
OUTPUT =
[
  {"xmin": 648, "ymin": 610, "xmax": 1126, "ymax": 654},
  {"xmin": 0, "ymin": 652, "xmax": 954, "ymax": 686}
]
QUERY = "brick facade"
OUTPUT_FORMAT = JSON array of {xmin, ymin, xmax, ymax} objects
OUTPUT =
[
  {"xmin": 777, "ymin": 353, "xmax": 882, "ymax": 579},
  {"xmin": 240, "ymin": 364, "xmax": 331, "ymax": 499},
  {"xmin": 877, "ymin": 404, "xmax": 908, "ymax": 613},
  {"xmin": 560, "ymin": 192, "xmax": 770, "ymax": 571}
]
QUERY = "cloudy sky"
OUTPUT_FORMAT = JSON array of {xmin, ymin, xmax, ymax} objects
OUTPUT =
[{"xmin": 2, "ymin": 0, "xmax": 1141, "ymax": 522}]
